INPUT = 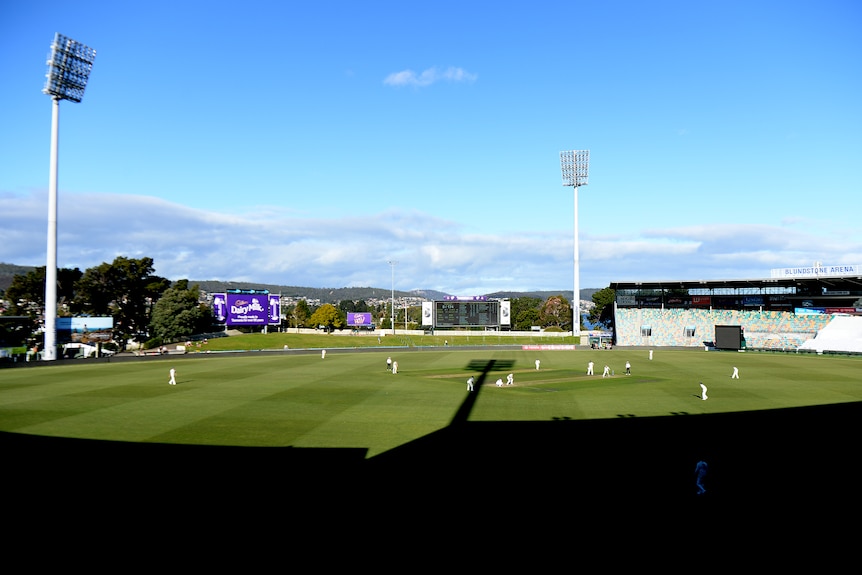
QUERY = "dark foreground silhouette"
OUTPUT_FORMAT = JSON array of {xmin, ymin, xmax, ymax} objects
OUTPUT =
[{"xmin": 3, "ymin": 401, "xmax": 855, "ymax": 534}]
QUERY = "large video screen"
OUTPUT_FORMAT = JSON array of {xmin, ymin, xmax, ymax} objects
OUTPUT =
[
  {"xmin": 212, "ymin": 292, "xmax": 280, "ymax": 326},
  {"xmin": 56, "ymin": 316, "xmax": 113, "ymax": 343},
  {"xmin": 347, "ymin": 312, "xmax": 373, "ymax": 327},
  {"xmin": 714, "ymin": 325, "xmax": 742, "ymax": 350}
]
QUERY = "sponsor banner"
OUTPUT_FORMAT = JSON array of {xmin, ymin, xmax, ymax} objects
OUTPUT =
[
  {"xmin": 226, "ymin": 293, "xmax": 269, "ymax": 326},
  {"xmin": 825, "ymin": 308, "xmax": 859, "ymax": 314},
  {"xmin": 212, "ymin": 293, "xmax": 227, "ymax": 322},
  {"xmin": 771, "ymin": 264, "xmax": 862, "ymax": 279},
  {"xmin": 57, "ymin": 316, "xmax": 113, "ymax": 343},
  {"xmin": 617, "ymin": 294, "xmax": 636, "ymax": 306},
  {"xmin": 268, "ymin": 294, "xmax": 281, "ymax": 324},
  {"xmin": 521, "ymin": 345, "xmax": 577, "ymax": 350},
  {"xmin": 692, "ymin": 296, "xmax": 711, "ymax": 306},
  {"xmin": 347, "ymin": 312, "xmax": 373, "ymax": 327},
  {"xmin": 500, "ymin": 300, "xmax": 511, "ymax": 325},
  {"xmin": 795, "ymin": 307, "xmax": 826, "ymax": 315},
  {"xmin": 422, "ymin": 301, "xmax": 433, "ymax": 326},
  {"xmin": 443, "ymin": 295, "xmax": 487, "ymax": 301}
]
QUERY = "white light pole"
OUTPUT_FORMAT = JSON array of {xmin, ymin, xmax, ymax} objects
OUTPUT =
[
  {"xmin": 388, "ymin": 260, "xmax": 397, "ymax": 336},
  {"xmin": 41, "ymin": 33, "xmax": 96, "ymax": 361},
  {"xmin": 560, "ymin": 150, "xmax": 589, "ymax": 338}
]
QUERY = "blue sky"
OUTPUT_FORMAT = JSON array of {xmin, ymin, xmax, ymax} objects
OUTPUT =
[{"xmin": 1, "ymin": 0, "xmax": 860, "ymax": 295}]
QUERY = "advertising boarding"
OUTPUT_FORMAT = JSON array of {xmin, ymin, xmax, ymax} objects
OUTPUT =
[
  {"xmin": 347, "ymin": 312, "xmax": 373, "ymax": 328},
  {"xmin": 214, "ymin": 291, "xmax": 281, "ymax": 326}
]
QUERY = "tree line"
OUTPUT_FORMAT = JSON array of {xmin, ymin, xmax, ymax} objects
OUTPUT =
[
  {"xmin": 0, "ymin": 257, "xmax": 207, "ymax": 352},
  {"xmin": 1, "ymin": 256, "xmax": 615, "ymax": 352}
]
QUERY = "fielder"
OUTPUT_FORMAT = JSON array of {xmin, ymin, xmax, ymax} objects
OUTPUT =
[
  {"xmin": 587, "ymin": 361, "xmax": 594, "ymax": 376},
  {"xmin": 467, "ymin": 376, "xmax": 474, "ymax": 391},
  {"xmin": 602, "ymin": 364, "xmax": 610, "ymax": 377},
  {"xmin": 700, "ymin": 382, "xmax": 708, "ymax": 400},
  {"xmin": 731, "ymin": 366, "xmax": 739, "ymax": 379},
  {"xmin": 506, "ymin": 373, "xmax": 514, "ymax": 385},
  {"xmin": 168, "ymin": 367, "xmax": 177, "ymax": 385}
]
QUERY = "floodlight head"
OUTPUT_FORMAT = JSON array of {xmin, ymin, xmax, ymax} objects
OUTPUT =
[
  {"xmin": 560, "ymin": 149, "xmax": 590, "ymax": 187},
  {"xmin": 43, "ymin": 33, "xmax": 96, "ymax": 103}
]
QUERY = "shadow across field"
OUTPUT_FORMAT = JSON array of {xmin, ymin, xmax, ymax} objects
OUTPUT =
[{"xmin": 3, "ymin": 396, "xmax": 856, "ymax": 531}]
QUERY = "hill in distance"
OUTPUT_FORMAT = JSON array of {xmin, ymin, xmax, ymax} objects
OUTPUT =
[
  {"xmin": 1, "ymin": 262, "xmax": 598, "ymax": 304},
  {"xmin": 186, "ymin": 282, "xmax": 599, "ymax": 304}
]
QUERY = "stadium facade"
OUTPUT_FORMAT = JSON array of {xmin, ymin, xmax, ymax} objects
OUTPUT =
[{"xmin": 609, "ymin": 264, "xmax": 862, "ymax": 353}]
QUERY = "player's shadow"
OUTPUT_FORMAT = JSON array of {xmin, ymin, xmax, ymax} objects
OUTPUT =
[{"xmin": 449, "ymin": 359, "xmax": 516, "ymax": 426}]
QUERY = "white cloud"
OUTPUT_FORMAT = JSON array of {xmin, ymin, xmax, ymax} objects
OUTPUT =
[
  {"xmin": 384, "ymin": 66, "xmax": 477, "ymax": 87},
  {"xmin": 2, "ymin": 190, "xmax": 859, "ymax": 294}
]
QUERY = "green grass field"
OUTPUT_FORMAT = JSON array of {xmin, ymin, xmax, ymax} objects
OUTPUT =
[
  {"xmin": 4, "ymin": 340, "xmax": 861, "ymax": 545},
  {"xmin": 2, "ymin": 345, "xmax": 860, "ymax": 459}
]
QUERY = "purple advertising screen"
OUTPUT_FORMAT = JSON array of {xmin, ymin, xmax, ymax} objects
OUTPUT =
[
  {"xmin": 226, "ymin": 293, "xmax": 269, "ymax": 326},
  {"xmin": 347, "ymin": 312, "xmax": 373, "ymax": 327}
]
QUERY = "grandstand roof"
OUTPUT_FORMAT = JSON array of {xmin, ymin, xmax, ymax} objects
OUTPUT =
[
  {"xmin": 610, "ymin": 275, "xmax": 862, "ymax": 292},
  {"xmin": 610, "ymin": 275, "xmax": 862, "ymax": 308}
]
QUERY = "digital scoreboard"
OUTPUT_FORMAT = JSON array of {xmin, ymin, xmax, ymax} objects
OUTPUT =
[
  {"xmin": 422, "ymin": 297, "xmax": 510, "ymax": 329},
  {"xmin": 434, "ymin": 300, "xmax": 499, "ymax": 328}
]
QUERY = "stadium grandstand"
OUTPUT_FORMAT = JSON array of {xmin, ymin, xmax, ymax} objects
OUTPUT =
[{"xmin": 609, "ymin": 264, "xmax": 862, "ymax": 353}]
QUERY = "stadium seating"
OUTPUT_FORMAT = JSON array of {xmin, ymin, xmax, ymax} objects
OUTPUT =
[{"xmin": 614, "ymin": 308, "xmax": 835, "ymax": 350}]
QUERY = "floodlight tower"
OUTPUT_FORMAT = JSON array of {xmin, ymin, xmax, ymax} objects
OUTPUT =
[
  {"xmin": 560, "ymin": 150, "xmax": 590, "ymax": 338},
  {"xmin": 388, "ymin": 260, "xmax": 398, "ymax": 336},
  {"xmin": 42, "ymin": 33, "xmax": 96, "ymax": 361}
]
